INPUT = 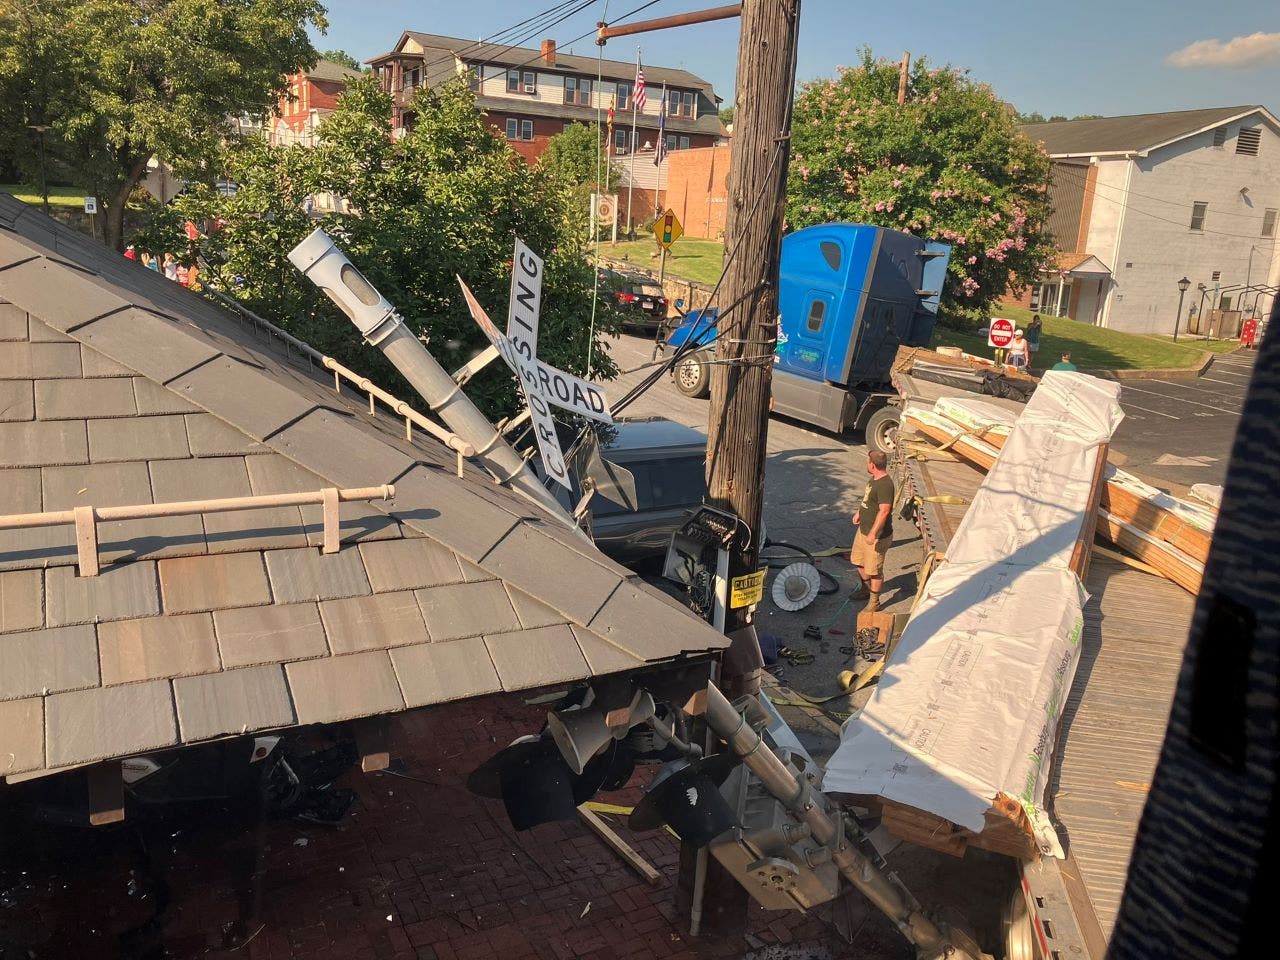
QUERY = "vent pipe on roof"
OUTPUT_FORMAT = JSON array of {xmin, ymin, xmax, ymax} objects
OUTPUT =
[
  {"xmin": 287, "ymin": 229, "xmax": 581, "ymax": 532},
  {"xmin": 541, "ymin": 39, "xmax": 556, "ymax": 64}
]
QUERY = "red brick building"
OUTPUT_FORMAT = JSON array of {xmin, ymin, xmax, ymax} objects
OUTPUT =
[
  {"xmin": 664, "ymin": 145, "xmax": 731, "ymax": 239},
  {"xmin": 366, "ymin": 32, "xmax": 726, "ymax": 163},
  {"xmin": 270, "ymin": 58, "xmax": 363, "ymax": 147}
]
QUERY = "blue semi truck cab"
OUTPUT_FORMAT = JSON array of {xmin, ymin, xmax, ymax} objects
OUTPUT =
[{"xmin": 666, "ymin": 223, "xmax": 950, "ymax": 448}]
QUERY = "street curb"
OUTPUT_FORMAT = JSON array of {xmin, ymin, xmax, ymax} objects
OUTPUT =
[{"xmin": 1081, "ymin": 348, "xmax": 1232, "ymax": 381}]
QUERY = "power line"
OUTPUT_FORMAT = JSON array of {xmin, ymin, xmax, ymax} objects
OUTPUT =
[{"xmin": 411, "ymin": 2, "xmax": 597, "ymax": 78}]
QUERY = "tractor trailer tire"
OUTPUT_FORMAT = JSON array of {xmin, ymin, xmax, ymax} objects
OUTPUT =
[
  {"xmin": 674, "ymin": 350, "xmax": 711, "ymax": 399},
  {"xmin": 864, "ymin": 405, "xmax": 900, "ymax": 455}
]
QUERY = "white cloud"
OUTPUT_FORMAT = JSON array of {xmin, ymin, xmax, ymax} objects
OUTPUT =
[{"xmin": 1167, "ymin": 31, "xmax": 1280, "ymax": 69}]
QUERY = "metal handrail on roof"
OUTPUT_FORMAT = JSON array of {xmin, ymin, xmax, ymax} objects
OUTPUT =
[
  {"xmin": 199, "ymin": 286, "xmax": 476, "ymax": 475},
  {"xmin": 0, "ymin": 485, "xmax": 394, "ymax": 578}
]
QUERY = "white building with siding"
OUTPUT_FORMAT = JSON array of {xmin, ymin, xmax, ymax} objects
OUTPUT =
[{"xmin": 1022, "ymin": 106, "xmax": 1280, "ymax": 335}]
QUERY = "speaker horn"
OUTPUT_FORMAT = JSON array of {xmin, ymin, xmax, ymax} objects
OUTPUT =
[{"xmin": 548, "ymin": 690, "xmax": 655, "ymax": 775}]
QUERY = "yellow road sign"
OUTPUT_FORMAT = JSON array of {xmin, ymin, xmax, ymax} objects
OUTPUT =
[
  {"xmin": 729, "ymin": 570, "xmax": 766, "ymax": 609},
  {"xmin": 652, "ymin": 208, "xmax": 683, "ymax": 250}
]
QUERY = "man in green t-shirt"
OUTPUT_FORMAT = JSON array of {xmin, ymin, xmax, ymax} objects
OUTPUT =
[
  {"xmin": 1051, "ymin": 351, "xmax": 1077, "ymax": 372},
  {"xmin": 851, "ymin": 449, "xmax": 895, "ymax": 612}
]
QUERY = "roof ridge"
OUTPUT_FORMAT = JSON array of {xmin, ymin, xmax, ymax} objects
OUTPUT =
[
  {"xmin": 1022, "ymin": 104, "xmax": 1259, "ymax": 127},
  {"xmin": 394, "ymin": 28, "xmax": 714, "ymax": 88}
]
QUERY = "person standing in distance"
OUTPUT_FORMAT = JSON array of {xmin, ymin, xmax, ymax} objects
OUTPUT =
[
  {"xmin": 851, "ymin": 449, "xmax": 894, "ymax": 613},
  {"xmin": 1051, "ymin": 351, "xmax": 1077, "ymax": 371}
]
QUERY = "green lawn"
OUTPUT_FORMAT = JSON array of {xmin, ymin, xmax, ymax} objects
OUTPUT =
[
  {"xmin": 598, "ymin": 236, "xmax": 726, "ymax": 286},
  {"xmin": 1, "ymin": 184, "xmax": 90, "ymax": 208},
  {"xmin": 933, "ymin": 304, "xmax": 1239, "ymax": 371}
]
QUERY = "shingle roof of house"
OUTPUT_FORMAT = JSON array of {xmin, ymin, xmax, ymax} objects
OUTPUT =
[
  {"xmin": 377, "ymin": 31, "xmax": 719, "ymax": 97},
  {"xmin": 1022, "ymin": 105, "xmax": 1275, "ymax": 157},
  {"xmin": 0, "ymin": 195, "xmax": 726, "ymax": 781},
  {"xmin": 307, "ymin": 58, "xmax": 364, "ymax": 84}
]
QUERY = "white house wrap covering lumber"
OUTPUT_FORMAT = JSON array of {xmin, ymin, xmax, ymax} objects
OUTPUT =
[{"xmin": 824, "ymin": 372, "xmax": 1124, "ymax": 857}]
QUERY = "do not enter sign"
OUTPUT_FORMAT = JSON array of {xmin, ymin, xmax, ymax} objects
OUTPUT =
[{"xmin": 988, "ymin": 317, "xmax": 1016, "ymax": 349}]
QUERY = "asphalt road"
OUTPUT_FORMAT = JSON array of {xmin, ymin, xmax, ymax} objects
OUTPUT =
[
  {"xmin": 604, "ymin": 331, "xmax": 1257, "ymax": 500},
  {"xmin": 1109, "ymin": 350, "xmax": 1257, "ymax": 491}
]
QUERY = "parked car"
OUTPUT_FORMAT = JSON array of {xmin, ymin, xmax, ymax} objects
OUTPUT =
[
  {"xmin": 599, "ymin": 268, "xmax": 670, "ymax": 332},
  {"xmin": 543, "ymin": 417, "xmax": 708, "ymax": 568}
]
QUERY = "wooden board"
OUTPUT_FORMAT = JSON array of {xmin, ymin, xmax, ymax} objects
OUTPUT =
[
  {"xmin": 1096, "ymin": 511, "xmax": 1203, "ymax": 595},
  {"xmin": 909, "ymin": 413, "xmax": 1210, "ymax": 592},
  {"xmin": 1099, "ymin": 481, "xmax": 1212, "ymax": 563}
]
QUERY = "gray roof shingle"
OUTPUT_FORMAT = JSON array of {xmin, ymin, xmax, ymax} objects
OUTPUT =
[
  {"xmin": 1023, "ymin": 105, "xmax": 1274, "ymax": 156},
  {"xmin": 0, "ymin": 194, "xmax": 726, "ymax": 782}
]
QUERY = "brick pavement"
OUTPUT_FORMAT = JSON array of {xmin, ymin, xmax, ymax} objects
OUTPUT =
[{"xmin": 0, "ymin": 693, "xmax": 889, "ymax": 960}]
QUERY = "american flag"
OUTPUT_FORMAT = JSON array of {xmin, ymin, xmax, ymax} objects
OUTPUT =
[
  {"xmin": 653, "ymin": 86, "xmax": 667, "ymax": 166},
  {"xmin": 633, "ymin": 56, "xmax": 646, "ymax": 112}
]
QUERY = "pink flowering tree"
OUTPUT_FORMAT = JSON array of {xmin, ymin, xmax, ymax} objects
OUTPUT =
[{"xmin": 787, "ymin": 50, "xmax": 1055, "ymax": 325}]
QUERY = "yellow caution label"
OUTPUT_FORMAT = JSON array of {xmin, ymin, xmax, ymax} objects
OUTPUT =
[{"xmin": 729, "ymin": 570, "xmax": 767, "ymax": 608}]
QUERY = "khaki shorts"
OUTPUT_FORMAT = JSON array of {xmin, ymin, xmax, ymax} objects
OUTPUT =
[{"xmin": 851, "ymin": 532, "xmax": 890, "ymax": 577}]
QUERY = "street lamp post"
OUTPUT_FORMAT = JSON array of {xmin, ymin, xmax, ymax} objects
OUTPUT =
[
  {"xmin": 1174, "ymin": 276, "xmax": 1191, "ymax": 342},
  {"xmin": 1196, "ymin": 283, "xmax": 1208, "ymax": 334},
  {"xmin": 27, "ymin": 124, "xmax": 51, "ymax": 215}
]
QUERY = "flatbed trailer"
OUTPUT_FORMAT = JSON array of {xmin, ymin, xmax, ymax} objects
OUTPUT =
[{"xmin": 901, "ymin": 449, "xmax": 1194, "ymax": 959}]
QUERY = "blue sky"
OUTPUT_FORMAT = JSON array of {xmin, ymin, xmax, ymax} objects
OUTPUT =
[{"xmin": 312, "ymin": 0, "xmax": 1279, "ymax": 117}]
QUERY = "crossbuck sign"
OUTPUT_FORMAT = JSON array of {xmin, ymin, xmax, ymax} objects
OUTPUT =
[{"xmin": 457, "ymin": 240, "xmax": 613, "ymax": 490}]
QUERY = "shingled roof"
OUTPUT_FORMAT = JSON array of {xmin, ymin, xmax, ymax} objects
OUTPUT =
[
  {"xmin": 1022, "ymin": 105, "xmax": 1276, "ymax": 157},
  {"xmin": 0, "ymin": 195, "xmax": 726, "ymax": 781}
]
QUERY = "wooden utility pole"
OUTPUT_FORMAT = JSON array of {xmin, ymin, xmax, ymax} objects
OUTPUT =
[
  {"xmin": 704, "ymin": 0, "xmax": 801, "ymax": 686},
  {"xmin": 897, "ymin": 51, "xmax": 910, "ymax": 104}
]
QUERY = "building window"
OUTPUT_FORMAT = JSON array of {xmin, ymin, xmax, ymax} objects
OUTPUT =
[
  {"xmin": 406, "ymin": 67, "xmax": 421, "ymax": 89},
  {"xmin": 564, "ymin": 76, "xmax": 592, "ymax": 106},
  {"xmin": 665, "ymin": 134, "xmax": 677, "ymax": 152},
  {"xmin": 1190, "ymin": 201, "xmax": 1208, "ymax": 232},
  {"xmin": 668, "ymin": 89, "xmax": 680, "ymax": 117},
  {"xmin": 1212, "ymin": 126, "xmax": 1227, "ymax": 147},
  {"xmin": 1236, "ymin": 127, "xmax": 1261, "ymax": 156},
  {"xmin": 1264, "ymin": 208, "xmax": 1278, "ymax": 238},
  {"xmin": 465, "ymin": 64, "xmax": 480, "ymax": 91},
  {"xmin": 507, "ymin": 69, "xmax": 536, "ymax": 94},
  {"xmin": 682, "ymin": 92, "xmax": 695, "ymax": 118},
  {"xmin": 521, "ymin": 119, "xmax": 534, "ymax": 141},
  {"xmin": 616, "ymin": 82, "xmax": 631, "ymax": 111},
  {"xmin": 614, "ymin": 128, "xmax": 629, "ymax": 153},
  {"xmin": 1211, "ymin": 270, "xmax": 1221, "ymax": 282},
  {"xmin": 505, "ymin": 118, "xmax": 518, "ymax": 139},
  {"xmin": 678, "ymin": 135, "xmax": 690, "ymax": 150}
]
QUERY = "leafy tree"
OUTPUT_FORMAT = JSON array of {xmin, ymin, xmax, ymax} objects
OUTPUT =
[
  {"xmin": 1018, "ymin": 111, "xmax": 1104, "ymax": 124},
  {"xmin": 788, "ymin": 51, "xmax": 1054, "ymax": 324},
  {"xmin": 319, "ymin": 48, "xmax": 363, "ymax": 71},
  {"xmin": 537, "ymin": 122, "xmax": 612, "ymax": 187},
  {"xmin": 0, "ymin": 0, "xmax": 325, "ymax": 249},
  {"xmin": 138, "ymin": 78, "xmax": 617, "ymax": 418},
  {"xmin": 719, "ymin": 105, "xmax": 734, "ymax": 126}
]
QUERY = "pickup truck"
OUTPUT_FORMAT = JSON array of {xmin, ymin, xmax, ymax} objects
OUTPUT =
[{"xmin": 664, "ymin": 223, "xmax": 951, "ymax": 452}]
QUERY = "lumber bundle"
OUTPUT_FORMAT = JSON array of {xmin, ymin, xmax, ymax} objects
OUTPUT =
[
  {"xmin": 828, "ymin": 373, "xmax": 1125, "ymax": 863},
  {"xmin": 901, "ymin": 394, "xmax": 1215, "ymax": 593}
]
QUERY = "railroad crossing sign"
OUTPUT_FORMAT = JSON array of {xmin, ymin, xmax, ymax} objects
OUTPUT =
[
  {"xmin": 653, "ymin": 208, "xmax": 683, "ymax": 250},
  {"xmin": 458, "ymin": 239, "xmax": 614, "ymax": 490},
  {"xmin": 987, "ymin": 317, "xmax": 1016, "ymax": 349}
]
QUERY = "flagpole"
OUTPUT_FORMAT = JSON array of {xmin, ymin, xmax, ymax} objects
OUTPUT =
[
  {"xmin": 657, "ymin": 84, "xmax": 667, "ymax": 218},
  {"xmin": 627, "ymin": 48, "xmax": 639, "ymax": 239}
]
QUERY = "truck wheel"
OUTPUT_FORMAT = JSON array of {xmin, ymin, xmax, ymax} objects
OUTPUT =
[
  {"xmin": 1001, "ymin": 882, "xmax": 1037, "ymax": 960},
  {"xmin": 674, "ymin": 350, "xmax": 711, "ymax": 399},
  {"xmin": 864, "ymin": 405, "xmax": 900, "ymax": 455}
]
